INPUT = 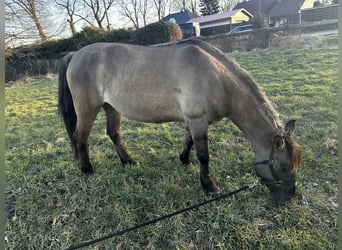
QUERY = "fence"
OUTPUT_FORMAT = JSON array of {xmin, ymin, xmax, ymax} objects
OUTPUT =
[
  {"xmin": 200, "ymin": 18, "xmax": 337, "ymax": 53},
  {"xmin": 287, "ymin": 4, "xmax": 338, "ymax": 25}
]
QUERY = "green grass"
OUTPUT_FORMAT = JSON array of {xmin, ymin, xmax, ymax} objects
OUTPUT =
[{"xmin": 5, "ymin": 45, "xmax": 337, "ymax": 249}]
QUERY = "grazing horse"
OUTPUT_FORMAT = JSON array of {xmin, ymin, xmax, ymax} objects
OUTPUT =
[{"xmin": 58, "ymin": 39, "xmax": 301, "ymax": 204}]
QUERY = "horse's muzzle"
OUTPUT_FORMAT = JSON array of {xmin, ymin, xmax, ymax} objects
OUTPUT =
[{"xmin": 262, "ymin": 179, "xmax": 296, "ymax": 205}]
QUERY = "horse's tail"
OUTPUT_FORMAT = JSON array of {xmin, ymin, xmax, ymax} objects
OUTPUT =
[{"xmin": 58, "ymin": 52, "xmax": 78, "ymax": 158}]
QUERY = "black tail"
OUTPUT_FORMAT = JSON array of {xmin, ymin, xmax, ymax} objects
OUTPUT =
[{"xmin": 58, "ymin": 52, "xmax": 78, "ymax": 158}]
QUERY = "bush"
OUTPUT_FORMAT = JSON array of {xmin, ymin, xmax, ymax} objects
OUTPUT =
[
  {"xmin": 67, "ymin": 26, "xmax": 132, "ymax": 50},
  {"xmin": 313, "ymin": 0, "xmax": 323, "ymax": 7},
  {"xmin": 5, "ymin": 56, "xmax": 60, "ymax": 82},
  {"xmin": 7, "ymin": 27, "xmax": 133, "ymax": 60},
  {"xmin": 136, "ymin": 21, "xmax": 183, "ymax": 45},
  {"xmin": 250, "ymin": 13, "xmax": 269, "ymax": 29},
  {"xmin": 5, "ymin": 27, "xmax": 133, "ymax": 82},
  {"xmin": 246, "ymin": 29, "xmax": 271, "ymax": 50},
  {"xmin": 71, "ymin": 26, "xmax": 104, "ymax": 48}
]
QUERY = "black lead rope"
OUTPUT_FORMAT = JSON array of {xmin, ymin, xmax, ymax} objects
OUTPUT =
[{"xmin": 65, "ymin": 181, "xmax": 258, "ymax": 250}]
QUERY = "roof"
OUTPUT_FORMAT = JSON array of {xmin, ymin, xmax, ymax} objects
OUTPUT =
[
  {"xmin": 268, "ymin": 0, "xmax": 305, "ymax": 17},
  {"xmin": 187, "ymin": 8, "xmax": 253, "ymax": 24},
  {"xmin": 163, "ymin": 9, "xmax": 199, "ymax": 24},
  {"xmin": 233, "ymin": 0, "xmax": 275, "ymax": 16},
  {"xmin": 233, "ymin": 0, "xmax": 307, "ymax": 18}
]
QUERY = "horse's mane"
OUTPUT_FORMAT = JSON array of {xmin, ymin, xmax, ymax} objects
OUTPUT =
[{"xmin": 177, "ymin": 39, "xmax": 283, "ymax": 131}]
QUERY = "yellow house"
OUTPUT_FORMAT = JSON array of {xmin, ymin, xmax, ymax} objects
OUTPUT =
[{"xmin": 187, "ymin": 8, "xmax": 253, "ymax": 36}]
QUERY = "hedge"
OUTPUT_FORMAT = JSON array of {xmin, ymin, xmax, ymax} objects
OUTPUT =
[
  {"xmin": 6, "ymin": 24, "xmax": 184, "ymax": 82},
  {"xmin": 136, "ymin": 21, "xmax": 183, "ymax": 45}
]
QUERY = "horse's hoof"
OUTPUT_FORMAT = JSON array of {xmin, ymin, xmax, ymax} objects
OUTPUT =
[
  {"xmin": 201, "ymin": 178, "xmax": 221, "ymax": 196},
  {"xmin": 207, "ymin": 185, "xmax": 221, "ymax": 196},
  {"xmin": 181, "ymin": 159, "xmax": 191, "ymax": 165},
  {"xmin": 130, "ymin": 159, "xmax": 138, "ymax": 165},
  {"xmin": 81, "ymin": 166, "xmax": 94, "ymax": 175},
  {"xmin": 179, "ymin": 154, "xmax": 191, "ymax": 165},
  {"xmin": 122, "ymin": 159, "xmax": 137, "ymax": 165}
]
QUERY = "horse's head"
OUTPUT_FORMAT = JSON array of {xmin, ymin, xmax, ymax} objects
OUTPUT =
[{"xmin": 254, "ymin": 120, "xmax": 302, "ymax": 205}]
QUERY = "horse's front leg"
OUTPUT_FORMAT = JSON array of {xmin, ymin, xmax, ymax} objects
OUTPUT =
[{"xmin": 189, "ymin": 121, "xmax": 221, "ymax": 195}]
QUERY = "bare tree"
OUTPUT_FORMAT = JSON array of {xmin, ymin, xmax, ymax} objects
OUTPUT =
[
  {"xmin": 118, "ymin": 0, "xmax": 150, "ymax": 29},
  {"xmin": 5, "ymin": 1, "xmax": 19, "ymax": 46},
  {"xmin": 152, "ymin": 0, "xmax": 169, "ymax": 21},
  {"xmin": 119, "ymin": 0, "xmax": 140, "ymax": 29},
  {"xmin": 220, "ymin": 0, "xmax": 240, "ymax": 11},
  {"xmin": 82, "ymin": 0, "xmax": 116, "ymax": 30},
  {"xmin": 139, "ymin": 0, "xmax": 149, "ymax": 27},
  {"xmin": 189, "ymin": 0, "xmax": 198, "ymax": 14},
  {"xmin": 6, "ymin": 0, "xmax": 48, "ymax": 42},
  {"xmin": 54, "ymin": 0, "xmax": 83, "ymax": 35},
  {"xmin": 172, "ymin": 0, "xmax": 186, "ymax": 10},
  {"xmin": 171, "ymin": 0, "xmax": 198, "ymax": 14}
]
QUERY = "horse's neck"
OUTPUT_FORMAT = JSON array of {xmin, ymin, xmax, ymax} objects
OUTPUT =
[{"xmin": 229, "ymin": 97, "xmax": 281, "ymax": 153}]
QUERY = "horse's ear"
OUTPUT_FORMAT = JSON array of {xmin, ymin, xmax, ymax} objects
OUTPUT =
[
  {"xmin": 285, "ymin": 120, "xmax": 296, "ymax": 136},
  {"xmin": 273, "ymin": 135, "xmax": 285, "ymax": 150}
]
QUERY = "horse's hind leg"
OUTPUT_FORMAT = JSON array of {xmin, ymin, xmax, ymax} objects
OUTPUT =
[
  {"xmin": 74, "ymin": 111, "xmax": 98, "ymax": 174},
  {"xmin": 103, "ymin": 103, "xmax": 136, "ymax": 165},
  {"xmin": 180, "ymin": 126, "xmax": 193, "ymax": 165}
]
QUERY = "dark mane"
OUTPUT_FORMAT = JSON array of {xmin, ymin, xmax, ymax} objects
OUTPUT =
[{"xmin": 178, "ymin": 39, "xmax": 283, "ymax": 130}]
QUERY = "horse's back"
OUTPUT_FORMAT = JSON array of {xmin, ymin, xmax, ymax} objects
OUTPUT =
[{"xmin": 66, "ymin": 41, "xmax": 231, "ymax": 123}]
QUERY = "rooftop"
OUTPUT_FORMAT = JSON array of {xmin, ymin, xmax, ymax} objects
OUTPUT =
[{"xmin": 188, "ymin": 8, "xmax": 253, "ymax": 23}]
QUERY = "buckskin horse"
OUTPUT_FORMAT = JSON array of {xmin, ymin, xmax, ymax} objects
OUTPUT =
[{"xmin": 58, "ymin": 39, "xmax": 301, "ymax": 204}]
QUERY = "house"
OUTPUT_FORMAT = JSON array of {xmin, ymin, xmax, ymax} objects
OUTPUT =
[
  {"xmin": 233, "ymin": 0, "xmax": 314, "ymax": 27},
  {"xmin": 300, "ymin": 4, "xmax": 338, "ymax": 23},
  {"xmin": 163, "ymin": 9, "xmax": 199, "ymax": 25},
  {"xmin": 162, "ymin": 9, "xmax": 200, "ymax": 37},
  {"xmin": 187, "ymin": 8, "xmax": 253, "ymax": 36}
]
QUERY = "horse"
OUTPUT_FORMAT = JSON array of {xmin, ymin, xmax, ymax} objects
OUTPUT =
[{"xmin": 58, "ymin": 39, "xmax": 301, "ymax": 204}]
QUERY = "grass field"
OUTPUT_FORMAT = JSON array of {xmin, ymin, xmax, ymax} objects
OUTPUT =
[{"xmin": 5, "ymin": 41, "xmax": 337, "ymax": 249}]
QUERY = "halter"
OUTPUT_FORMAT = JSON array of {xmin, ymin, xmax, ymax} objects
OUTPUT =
[{"xmin": 253, "ymin": 146, "xmax": 295, "ymax": 187}]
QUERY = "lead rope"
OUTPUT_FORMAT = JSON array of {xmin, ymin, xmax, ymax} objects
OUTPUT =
[{"xmin": 65, "ymin": 180, "xmax": 259, "ymax": 250}]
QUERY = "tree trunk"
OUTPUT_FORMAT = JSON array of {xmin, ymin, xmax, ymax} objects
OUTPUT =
[
  {"xmin": 31, "ymin": 7, "xmax": 47, "ymax": 41},
  {"xmin": 67, "ymin": 17, "xmax": 77, "ymax": 35}
]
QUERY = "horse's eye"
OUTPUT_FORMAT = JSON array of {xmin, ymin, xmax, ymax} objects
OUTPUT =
[
  {"xmin": 274, "ymin": 181, "xmax": 283, "ymax": 187},
  {"xmin": 280, "ymin": 163, "xmax": 290, "ymax": 171}
]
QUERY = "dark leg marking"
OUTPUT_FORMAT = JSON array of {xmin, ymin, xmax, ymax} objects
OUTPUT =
[
  {"xmin": 73, "ymin": 111, "xmax": 98, "ymax": 175},
  {"xmin": 193, "ymin": 133, "xmax": 221, "ymax": 195},
  {"xmin": 180, "ymin": 126, "xmax": 193, "ymax": 165}
]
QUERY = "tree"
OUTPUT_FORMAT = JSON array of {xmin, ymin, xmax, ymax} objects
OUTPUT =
[
  {"xmin": 152, "ymin": 0, "xmax": 169, "ymax": 21},
  {"xmin": 189, "ymin": 0, "xmax": 198, "ymax": 14},
  {"xmin": 139, "ymin": 0, "xmax": 149, "ymax": 27},
  {"xmin": 199, "ymin": 0, "xmax": 220, "ymax": 16},
  {"xmin": 6, "ymin": 0, "xmax": 48, "ymax": 42},
  {"xmin": 82, "ymin": 0, "xmax": 116, "ymax": 30},
  {"xmin": 219, "ymin": 0, "xmax": 240, "ymax": 11},
  {"xmin": 172, "ymin": 0, "xmax": 198, "ymax": 14},
  {"xmin": 119, "ymin": 0, "xmax": 141, "ymax": 29},
  {"xmin": 54, "ymin": 0, "xmax": 82, "ymax": 35},
  {"xmin": 173, "ymin": 0, "xmax": 186, "ymax": 10}
]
